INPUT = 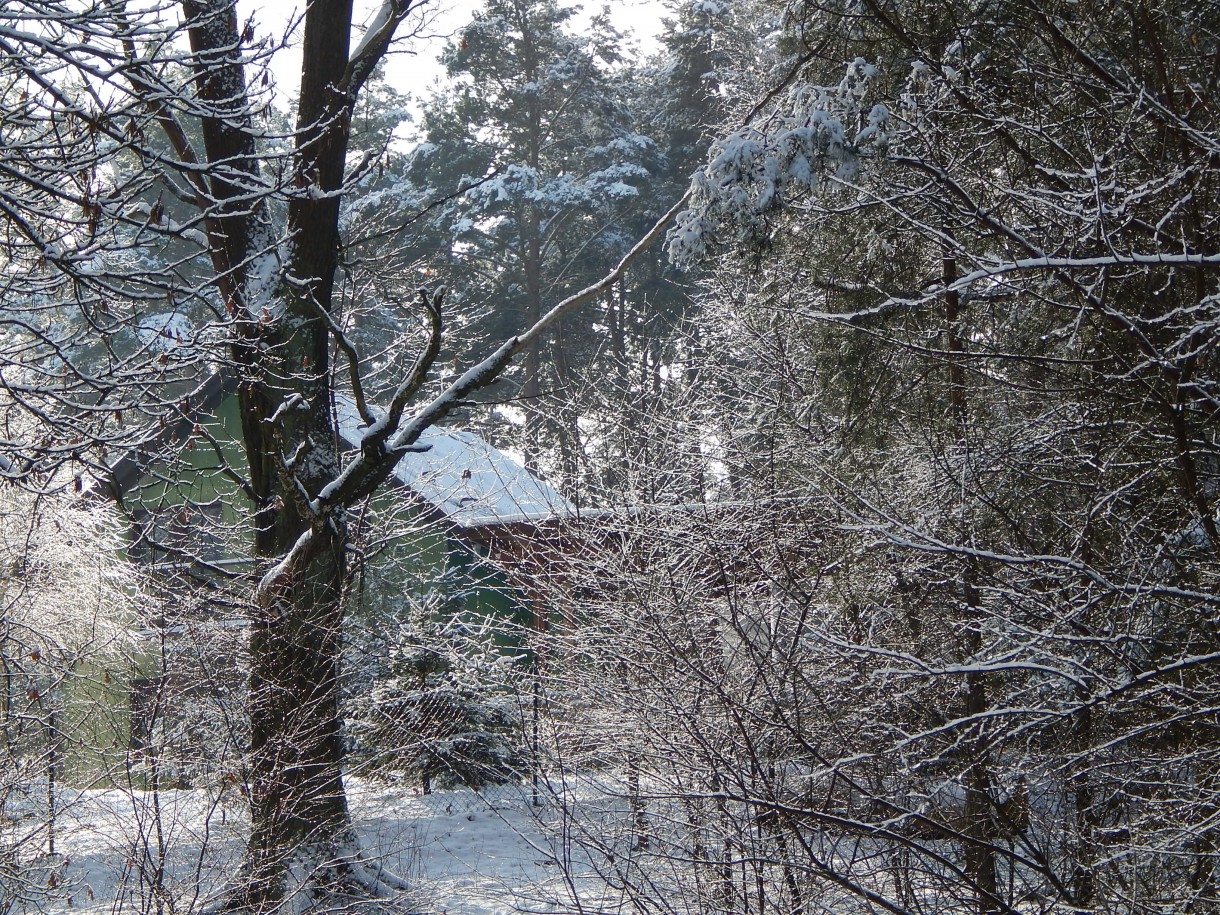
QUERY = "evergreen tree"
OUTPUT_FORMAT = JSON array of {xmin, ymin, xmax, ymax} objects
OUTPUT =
[
  {"xmin": 409, "ymin": 0, "xmax": 661, "ymax": 492},
  {"xmin": 577, "ymin": 0, "xmax": 762, "ymax": 505},
  {"xmin": 536, "ymin": 1, "xmax": 1220, "ymax": 914},
  {"xmin": 349, "ymin": 588, "xmax": 526, "ymax": 793}
]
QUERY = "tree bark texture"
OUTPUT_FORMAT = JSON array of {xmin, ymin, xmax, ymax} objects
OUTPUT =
[{"xmin": 182, "ymin": 0, "xmax": 367, "ymax": 907}]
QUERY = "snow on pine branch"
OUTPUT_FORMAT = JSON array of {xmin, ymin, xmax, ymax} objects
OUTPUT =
[{"xmin": 669, "ymin": 58, "xmax": 890, "ymax": 262}]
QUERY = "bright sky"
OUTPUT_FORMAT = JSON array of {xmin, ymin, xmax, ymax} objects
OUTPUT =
[{"xmin": 240, "ymin": 0, "xmax": 667, "ymax": 119}]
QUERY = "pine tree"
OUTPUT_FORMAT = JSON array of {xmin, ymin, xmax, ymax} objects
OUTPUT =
[
  {"xmin": 409, "ymin": 0, "xmax": 660, "ymax": 491},
  {"xmin": 351, "ymin": 589, "xmax": 526, "ymax": 793}
]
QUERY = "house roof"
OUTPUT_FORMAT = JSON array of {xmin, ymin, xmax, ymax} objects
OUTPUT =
[{"xmin": 333, "ymin": 394, "xmax": 574, "ymax": 530}]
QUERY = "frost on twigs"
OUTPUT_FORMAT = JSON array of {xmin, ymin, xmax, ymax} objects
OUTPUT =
[
  {"xmin": 668, "ymin": 57, "xmax": 890, "ymax": 263},
  {"xmin": 0, "ymin": 485, "xmax": 137, "ymax": 654}
]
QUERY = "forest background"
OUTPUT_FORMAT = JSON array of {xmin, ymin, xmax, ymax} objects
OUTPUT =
[{"xmin": 1, "ymin": 0, "xmax": 1218, "ymax": 914}]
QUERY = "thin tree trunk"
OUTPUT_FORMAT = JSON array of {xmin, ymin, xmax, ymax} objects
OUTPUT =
[{"xmin": 946, "ymin": 249, "xmax": 1001, "ymax": 915}]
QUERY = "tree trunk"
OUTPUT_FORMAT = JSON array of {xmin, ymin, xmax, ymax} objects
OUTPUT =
[
  {"xmin": 520, "ymin": 190, "xmax": 543, "ymax": 473},
  {"xmin": 519, "ymin": 0, "xmax": 543, "ymax": 471},
  {"xmin": 945, "ymin": 250, "xmax": 1001, "ymax": 915},
  {"xmin": 962, "ymin": 667, "xmax": 1001, "ymax": 915},
  {"xmin": 180, "ymin": 1, "xmax": 407, "ymax": 909},
  {"xmin": 239, "ymin": 534, "xmax": 355, "ymax": 909}
]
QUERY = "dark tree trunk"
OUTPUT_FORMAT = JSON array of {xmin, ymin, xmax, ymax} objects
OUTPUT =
[
  {"xmin": 180, "ymin": 1, "xmax": 402, "ymax": 909},
  {"xmin": 241, "ymin": 535, "xmax": 353, "ymax": 909}
]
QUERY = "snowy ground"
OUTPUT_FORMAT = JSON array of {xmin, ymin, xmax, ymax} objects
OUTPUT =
[
  {"xmin": 352, "ymin": 781, "xmax": 600, "ymax": 915},
  {"xmin": 2, "ymin": 778, "xmax": 630, "ymax": 915}
]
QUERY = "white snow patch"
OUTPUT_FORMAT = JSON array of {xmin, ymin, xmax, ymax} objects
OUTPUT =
[{"xmin": 17, "ymin": 778, "xmax": 621, "ymax": 915}]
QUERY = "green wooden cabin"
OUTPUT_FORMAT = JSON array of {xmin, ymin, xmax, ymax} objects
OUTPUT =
[{"xmin": 60, "ymin": 372, "xmax": 572, "ymax": 786}]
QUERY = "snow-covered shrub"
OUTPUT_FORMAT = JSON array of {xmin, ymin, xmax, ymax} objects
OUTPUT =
[
  {"xmin": 128, "ymin": 614, "xmax": 249, "ymax": 789},
  {"xmin": 0, "ymin": 484, "xmax": 140, "ymax": 772},
  {"xmin": 0, "ymin": 483, "xmax": 143, "ymax": 906},
  {"xmin": 344, "ymin": 537, "xmax": 529, "ymax": 793}
]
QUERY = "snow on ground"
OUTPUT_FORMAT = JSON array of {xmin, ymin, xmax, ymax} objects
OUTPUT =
[
  {"xmin": 348, "ymin": 780, "xmax": 583, "ymax": 915},
  {"xmin": 3, "ymin": 778, "xmax": 624, "ymax": 915}
]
